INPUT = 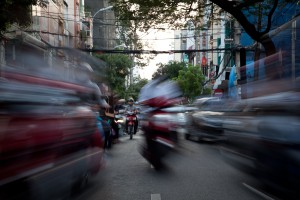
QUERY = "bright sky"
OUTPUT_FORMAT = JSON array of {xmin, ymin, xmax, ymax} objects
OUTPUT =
[{"xmin": 137, "ymin": 29, "xmax": 174, "ymax": 80}]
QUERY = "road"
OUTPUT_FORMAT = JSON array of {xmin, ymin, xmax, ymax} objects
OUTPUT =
[{"xmin": 73, "ymin": 131, "xmax": 272, "ymax": 200}]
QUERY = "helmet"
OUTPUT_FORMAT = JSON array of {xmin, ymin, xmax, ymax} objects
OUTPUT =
[
  {"xmin": 75, "ymin": 62, "xmax": 93, "ymax": 82},
  {"xmin": 79, "ymin": 62, "xmax": 93, "ymax": 72},
  {"xmin": 138, "ymin": 76, "xmax": 182, "ymax": 107},
  {"xmin": 128, "ymin": 98, "xmax": 134, "ymax": 102}
]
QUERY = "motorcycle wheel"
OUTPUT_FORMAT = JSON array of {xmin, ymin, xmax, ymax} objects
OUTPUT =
[{"xmin": 128, "ymin": 125, "xmax": 133, "ymax": 139}]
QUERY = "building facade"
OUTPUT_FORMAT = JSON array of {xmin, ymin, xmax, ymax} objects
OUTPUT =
[
  {"xmin": 0, "ymin": 0, "xmax": 97, "ymax": 74},
  {"xmin": 84, "ymin": 0, "xmax": 116, "ymax": 50}
]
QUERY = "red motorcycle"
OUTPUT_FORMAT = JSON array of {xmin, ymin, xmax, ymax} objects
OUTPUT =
[
  {"xmin": 125, "ymin": 111, "xmax": 137, "ymax": 139},
  {"xmin": 138, "ymin": 77, "xmax": 183, "ymax": 170}
]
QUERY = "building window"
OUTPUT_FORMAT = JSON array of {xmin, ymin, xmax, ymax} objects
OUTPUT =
[
  {"xmin": 86, "ymin": 30, "xmax": 90, "ymax": 37},
  {"xmin": 217, "ymin": 38, "xmax": 221, "ymax": 47}
]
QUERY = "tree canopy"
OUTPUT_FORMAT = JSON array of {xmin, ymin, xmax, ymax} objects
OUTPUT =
[
  {"xmin": 95, "ymin": 53, "xmax": 133, "ymax": 97},
  {"xmin": 152, "ymin": 61, "xmax": 186, "ymax": 80},
  {"xmin": 110, "ymin": 0, "xmax": 298, "ymax": 56},
  {"xmin": 0, "ymin": 0, "xmax": 47, "ymax": 35},
  {"xmin": 126, "ymin": 77, "xmax": 148, "ymax": 101},
  {"xmin": 175, "ymin": 64, "xmax": 208, "ymax": 102}
]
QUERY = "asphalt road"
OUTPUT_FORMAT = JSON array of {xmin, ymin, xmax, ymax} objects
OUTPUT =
[{"xmin": 73, "ymin": 131, "xmax": 274, "ymax": 200}]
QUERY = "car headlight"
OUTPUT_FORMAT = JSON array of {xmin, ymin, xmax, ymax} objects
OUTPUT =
[
  {"xmin": 152, "ymin": 113, "xmax": 186, "ymax": 127},
  {"xmin": 176, "ymin": 113, "xmax": 187, "ymax": 126}
]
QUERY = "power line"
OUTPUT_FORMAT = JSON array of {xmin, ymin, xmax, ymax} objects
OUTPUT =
[
  {"xmin": 48, "ymin": 46, "xmax": 236, "ymax": 54},
  {"xmin": 21, "ymin": 29, "xmax": 231, "ymax": 42}
]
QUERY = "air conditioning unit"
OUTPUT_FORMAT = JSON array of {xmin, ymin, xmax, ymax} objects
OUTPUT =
[
  {"xmin": 76, "ymin": 23, "xmax": 80, "ymax": 33},
  {"xmin": 40, "ymin": 0, "xmax": 49, "ymax": 4}
]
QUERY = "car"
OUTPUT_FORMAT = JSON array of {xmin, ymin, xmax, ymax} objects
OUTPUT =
[
  {"xmin": 184, "ymin": 97, "xmax": 244, "ymax": 142},
  {"xmin": 220, "ymin": 91, "xmax": 300, "ymax": 198},
  {"xmin": 161, "ymin": 105, "xmax": 198, "ymax": 135}
]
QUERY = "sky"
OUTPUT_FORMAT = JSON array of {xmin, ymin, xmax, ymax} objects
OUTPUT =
[{"xmin": 136, "ymin": 29, "xmax": 175, "ymax": 80}]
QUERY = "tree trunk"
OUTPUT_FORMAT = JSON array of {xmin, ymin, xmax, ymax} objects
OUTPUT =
[
  {"xmin": 254, "ymin": 3, "xmax": 262, "ymax": 82},
  {"xmin": 260, "ymin": 35, "xmax": 281, "ymax": 80}
]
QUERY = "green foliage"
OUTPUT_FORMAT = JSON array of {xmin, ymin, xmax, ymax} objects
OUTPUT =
[
  {"xmin": 110, "ymin": 0, "xmax": 208, "ymax": 31},
  {"xmin": 0, "ymin": 0, "xmax": 47, "ymax": 34},
  {"xmin": 95, "ymin": 53, "xmax": 133, "ymax": 97},
  {"xmin": 110, "ymin": 0, "xmax": 298, "ymax": 55},
  {"xmin": 202, "ymin": 87, "xmax": 213, "ymax": 96},
  {"xmin": 152, "ymin": 61, "xmax": 186, "ymax": 80},
  {"xmin": 126, "ymin": 78, "xmax": 148, "ymax": 100},
  {"xmin": 175, "ymin": 64, "xmax": 206, "ymax": 103},
  {"xmin": 113, "ymin": 2, "xmax": 155, "ymax": 70}
]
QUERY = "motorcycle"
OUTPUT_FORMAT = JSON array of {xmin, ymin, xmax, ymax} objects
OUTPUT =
[
  {"xmin": 140, "ymin": 109, "xmax": 181, "ymax": 169},
  {"xmin": 114, "ymin": 111, "xmax": 125, "ymax": 136},
  {"xmin": 125, "ymin": 111, "xmax": 137, "ymax": 139},
  {"xmin": 138, "ymin": 76, "xmax": 183, "ymax": 170}
]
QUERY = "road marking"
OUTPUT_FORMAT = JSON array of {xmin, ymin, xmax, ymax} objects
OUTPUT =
[
  {"xmin": 242, "ymin": 183, "xmax": 277, "ymax": 200},
  {"xmin": 151, "ymin": 193, "xmax": 161, "ymax": 200}
]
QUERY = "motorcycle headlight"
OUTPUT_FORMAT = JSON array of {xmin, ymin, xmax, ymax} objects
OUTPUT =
[{"xmin": 117, "ymin": 119, "xmax": 124, "ymax": 123}]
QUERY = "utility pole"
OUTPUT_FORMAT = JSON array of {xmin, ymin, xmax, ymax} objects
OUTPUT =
[
  {"xmin": 292, "ymin": 19, "xmax": 296, "ymax": 81},
  {"xmin": 208, "ymin": 3, "xmax": 214, "ymax": 87},
  {"xmin": 0, "ymin": 40, "xmax": 5, "ymax": 70},
  {"xmin": 234, "ymin": 20, "xmax": 241, "ymax": 99},
  {"xmin": 240, "ymin": 47, "xmax": 247, "ymax": 99}
]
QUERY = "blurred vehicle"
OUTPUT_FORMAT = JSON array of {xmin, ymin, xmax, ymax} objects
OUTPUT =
[
  {"xmin": 0, "ymin": 66, "xmax": 105, "ymax": 200},
  {"xmin": 160, "ymin": 105, "xmax": 197, "ymax": 135},
  {"xmin": 185, "ymin": 97, "xmax": 227, "ymax": 142},
  {"xmin": 220, "ymin": 91, "xmax": 300, "ymax": 198},
  {"xmin": 138, "ymin": 77, "xmax": 183, "ymax": 170}
]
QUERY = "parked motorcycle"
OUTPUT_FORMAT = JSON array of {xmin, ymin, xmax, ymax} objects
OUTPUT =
[
  {"xmin": 138, "ymin": 77, "xmax": 183, "ymax": 170},
  {"xmin": 125, "ymin": 111, "xmax": 137, "ymax": 139},
  {"xmin": 114, "ymin": 111, "xmax": 125, "ymax": 136}
]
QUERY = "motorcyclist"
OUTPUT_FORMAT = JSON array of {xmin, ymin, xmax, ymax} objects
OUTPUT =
[
  {"xmin": 138, "ymin": 76, "xmax": 183, "ymax": 170},
  {"xmin": 124, "ymin": 98, "xmax": 138, "ymax": 134},
  {"xmin": 75, "ymin": 62, "xmax": 110, "ymax": 109},
  {"xmin": 76, "ymin": 62, "xmax": 111, "ymax": 149},
  {"xmin": 114, "ymin": 99, "xmax": 126, "ymax": 114}
]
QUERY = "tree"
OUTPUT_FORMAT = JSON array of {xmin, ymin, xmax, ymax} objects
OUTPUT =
[
  {"xmin": 114, "ymin": 4, "xmax": 155, "ymax": 74},
  {"xmin": 0, "ymin": 0, "xmax": 47, "ymax": 35},
  {"xmin": 175, "ymin": 64, "xmax": 206, "ymax": 103},
  {"xmin": 126, "ymin": 77, "xmax": 148, "ymax": 101},
  {"xmin": 152, "ymin": 61, "xmax": 186, "ymax": 79},
  {"xmin": 110, "ymin": 0, "xmax": 298, "ymax": 56},
  {"xmin": 95, "ymin": 53, "xmax": 133, "ymax": 98}
]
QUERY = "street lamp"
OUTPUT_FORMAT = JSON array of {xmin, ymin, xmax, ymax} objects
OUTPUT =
[
  {"xmin": 92, "ymin": 6, "xmax": 113, "ymax": 18},
  {"xmin": 113, "ymin": 44, "xmax": 127, "ymax": 49},
  {"xmin": 92, "ymin": 6, "xmax": 113, "ymax": 51}
]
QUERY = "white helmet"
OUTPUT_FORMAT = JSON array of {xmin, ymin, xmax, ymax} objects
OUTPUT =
[{"xmin": 79, "ymin": 62, "xmax": 93, "ymax": 72}]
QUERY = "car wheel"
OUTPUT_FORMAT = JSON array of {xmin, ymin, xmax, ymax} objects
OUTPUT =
[
  {"xmin": 185, "ymin": 133, "xmax": 190, "ymax": 140},
  {"xmin": 197, "ymin": 136, "xmax": 203, "ymax": 142},
  {"xmin": 72, "ymin": 171, "xmax": 90, "ymax": 195}
]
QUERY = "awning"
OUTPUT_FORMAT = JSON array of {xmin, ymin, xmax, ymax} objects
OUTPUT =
[{"xmin": 17, "ymin": 31, "xmax": 47, "ymax": 50}]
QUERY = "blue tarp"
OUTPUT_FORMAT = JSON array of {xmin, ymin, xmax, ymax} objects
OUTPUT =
[{"xmin": 228, "ymin": 61, "xmax": 266, "ymax": 98}]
